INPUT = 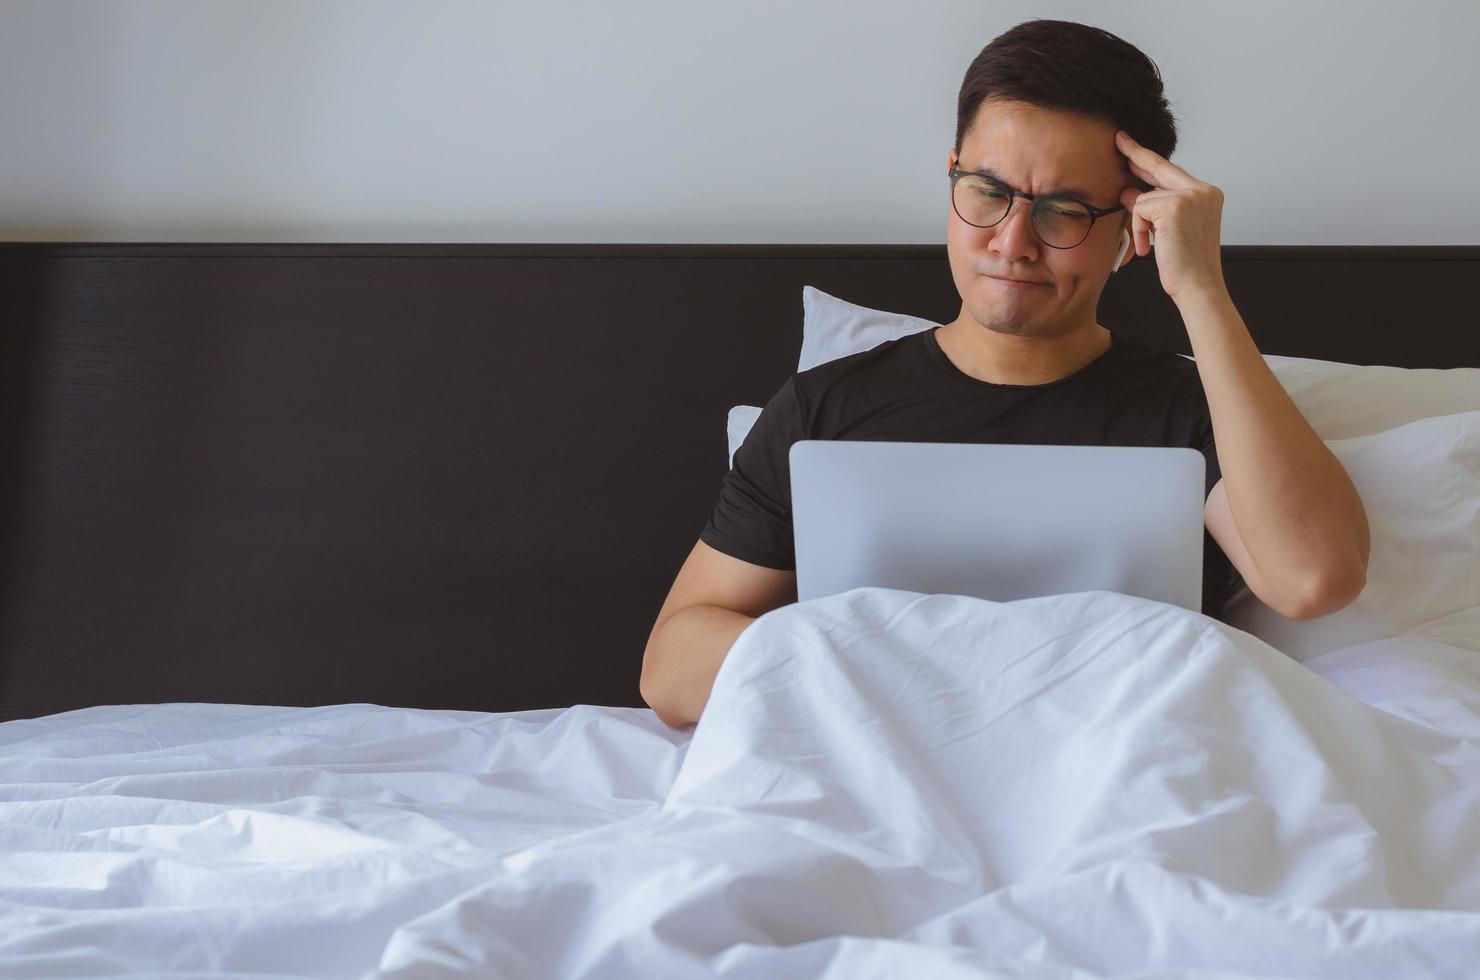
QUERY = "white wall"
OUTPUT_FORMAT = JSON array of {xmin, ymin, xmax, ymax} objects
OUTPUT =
[{"xmin": 2, "ymin": 0, "xmax": 1475, "ymax": 244}]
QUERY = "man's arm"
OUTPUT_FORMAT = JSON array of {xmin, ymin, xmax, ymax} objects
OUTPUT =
[
  {"xmin": 641, "ymin": 605, "xmax": 757, "ymax": 728},
  {"xmin": 640, "ymin": 539, "xmax": 798, "ymax": 728},
  {"xmin": 1179, "ymin": 287, "xmax": 1370, "ymax": 620},
  {"xmin": 1112, "ymin": 130, "xmax": 1369, "ymax": 620}
]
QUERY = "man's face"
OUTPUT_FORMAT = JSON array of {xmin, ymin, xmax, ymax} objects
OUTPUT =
[{"xmin": 946, "ymin": 99, "xmax": 1135, "ymax": 339}]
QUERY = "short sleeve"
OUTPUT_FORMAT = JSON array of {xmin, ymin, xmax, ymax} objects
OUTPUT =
[
  {"xmin": 1190, "ymin": 386, "xmax": 1244, "ymax": 616},
  {"xmin": 1198, "ymin": 408, "xmax": 1221, "ymax": 501},
  {"xmin": 700, "ymin": 376, "xmax": 806, "ymax": 569},
  {"xmin": 1173, "ymin": 369, "xmax": 1220, "ymax": 502}
]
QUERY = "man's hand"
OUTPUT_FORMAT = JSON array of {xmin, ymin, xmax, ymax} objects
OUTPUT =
[{"xmin": 1116, "ymin": 130, "xmax": 1228, "ymax": 304}]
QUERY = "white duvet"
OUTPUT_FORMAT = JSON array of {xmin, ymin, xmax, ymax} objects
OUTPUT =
[{"xmin": 3, "ymin": 587, "xmax": 1480, "ymax": 979}]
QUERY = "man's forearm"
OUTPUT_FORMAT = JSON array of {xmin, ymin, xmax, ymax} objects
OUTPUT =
[
  {"xmin": 1175, "ymin": 286, "xmax": 1370, "ymax": 604},
  {"xmin": 641, "ymin": 605, "xmax": 756, "ymax": 728}
]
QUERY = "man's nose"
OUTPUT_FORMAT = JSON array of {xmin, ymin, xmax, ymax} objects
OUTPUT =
[{"xmin": 990, "ymin": 199, "xmax": 1040, "ymax": 256}]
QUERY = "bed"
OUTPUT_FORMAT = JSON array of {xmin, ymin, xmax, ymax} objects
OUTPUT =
[{"xmin": 1, "ymin": 242, "xmax": 1478, "ymax": 978}]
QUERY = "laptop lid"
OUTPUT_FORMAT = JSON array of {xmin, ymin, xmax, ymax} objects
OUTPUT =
[{"xmin": 789, "ymin": 440, "xmax": 1205, "ymax": 612}]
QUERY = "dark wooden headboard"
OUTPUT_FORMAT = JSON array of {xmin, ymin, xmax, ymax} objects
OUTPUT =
[{"xmin": 2, "ymin": 243, "xmax": 1477, "ymax": 723}]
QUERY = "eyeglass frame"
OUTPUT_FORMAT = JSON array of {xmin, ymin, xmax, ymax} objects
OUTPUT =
[{"xmin": 947, "ymin": 165, "xmax": 1126, "ymax": 249}]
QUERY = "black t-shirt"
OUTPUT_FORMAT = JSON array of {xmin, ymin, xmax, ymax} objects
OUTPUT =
[{"xmin": 701, "ymin": 325, "xmax": 1242, "ymax": 620}]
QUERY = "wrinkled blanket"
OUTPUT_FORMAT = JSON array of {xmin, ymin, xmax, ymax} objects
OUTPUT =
[{"xmin": 3, "ymin": 587, "xmax": 1479, "ymax": 979}]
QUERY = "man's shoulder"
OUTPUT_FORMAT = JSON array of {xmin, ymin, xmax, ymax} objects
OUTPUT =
[
  {"xmin": 1107, "ymin": 333, "xmax": 1203, "ymax": 385},
  {"xmin": 793, "ymin": 329, "xmax": 928, "ymax": 396},
  {"xmin": 1110, "ymin": 331, "xmax": 1192, "ymax": 365},
  {"xmin": 1107, "ymin": 334, "xmax": 1214, "ymax": 435}
]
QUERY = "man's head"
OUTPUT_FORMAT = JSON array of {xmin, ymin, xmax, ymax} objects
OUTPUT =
[{"xmin": 946, "ymin": 19, "xmax": 1178, "ymax": 340}]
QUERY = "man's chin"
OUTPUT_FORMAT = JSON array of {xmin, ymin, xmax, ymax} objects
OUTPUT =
[{"xmin": 968, "ymin": 314, "xmax": 1036, "ymax": 337}]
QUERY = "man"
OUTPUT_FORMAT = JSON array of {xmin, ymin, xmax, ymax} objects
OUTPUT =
[{"xmin": 641, "ymin": 18, "xmax": 1369, "ymax": 730}]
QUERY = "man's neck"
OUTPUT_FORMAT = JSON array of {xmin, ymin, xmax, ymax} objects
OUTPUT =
[{"xmin": 935, "ymin": 320, "xmax": 1113, "ymax": 386}]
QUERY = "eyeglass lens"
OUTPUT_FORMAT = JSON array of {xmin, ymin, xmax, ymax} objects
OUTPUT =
[{"xmin": 953, "ymin": 175, "xmax": 1094, "ymax": 248}]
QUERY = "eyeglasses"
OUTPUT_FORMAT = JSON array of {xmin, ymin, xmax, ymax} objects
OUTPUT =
[{"xmin": 948, "ymin": 166, "xmax": 1125, "ymax": 249}]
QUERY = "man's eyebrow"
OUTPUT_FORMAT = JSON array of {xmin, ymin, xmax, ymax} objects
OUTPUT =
[{"xmin": 965, "ymin": 165, "xmax": 1094, "ymax": 200}]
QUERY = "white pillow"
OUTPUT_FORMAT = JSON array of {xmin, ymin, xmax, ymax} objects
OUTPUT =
[
  {"xmin": 1221, "ymin": 409, "xmax": 1480, "ymax": 661},
  {"xmin": 799, "ymin": 284, "xmax": 937, "ymax": 373},
  {"xmin": 797, "ymin": 285, "xmax": 1480, "ymax": 441},
  {"xmin": 1252, "ymin": 353, "xmax": 1480, "ymax": 441}
]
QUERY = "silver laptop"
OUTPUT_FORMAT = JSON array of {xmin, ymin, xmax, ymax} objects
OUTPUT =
[{"xmin": 789, "ymin": 440, "xmax": 1205, "ymax": 612}]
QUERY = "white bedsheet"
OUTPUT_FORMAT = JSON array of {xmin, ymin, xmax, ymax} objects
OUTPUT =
[{"xmin": 2, "ymin": 587, "xmax": 1479, "ymax": 979}]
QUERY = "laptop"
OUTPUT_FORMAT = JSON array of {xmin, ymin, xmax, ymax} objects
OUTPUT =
[{"xmin": 789, "ymin": 440, "xmax": 1205, "ymax": 612}]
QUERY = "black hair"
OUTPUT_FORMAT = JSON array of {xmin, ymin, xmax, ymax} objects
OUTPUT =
[{"xmin": 955, "ymin": 18, "xmax": 1178, "ymax": 192}]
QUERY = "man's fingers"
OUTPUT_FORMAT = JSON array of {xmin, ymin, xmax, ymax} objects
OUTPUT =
[
  {"xmin": 1115, "ymin": 130, "xmax": 1197, "ymax": 191},
  {"xmin": 1129, "ymin": 198, "xmax": 1152, "ymax": 256}
]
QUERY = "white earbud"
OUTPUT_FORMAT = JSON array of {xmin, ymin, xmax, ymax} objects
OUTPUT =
[{"xmin": 1112, "ymin": 229, "xmax": 1132, "ymax": 273}]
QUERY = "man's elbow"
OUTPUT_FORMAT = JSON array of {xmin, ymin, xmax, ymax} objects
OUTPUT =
[
  {"xmin": 1284, "ymin": 565, "xmax": 1367, "ymax": 621},
  {"xmin": 644, "ymin": 694, "xmax": 697, "ymax": 730},
  {"xmin": 639, "ymin": 666, "xmax": 674, "ymax": 725},
  {"xmin": 640, "ymin": 665, "xmax": 697, "ymax": 730}
]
